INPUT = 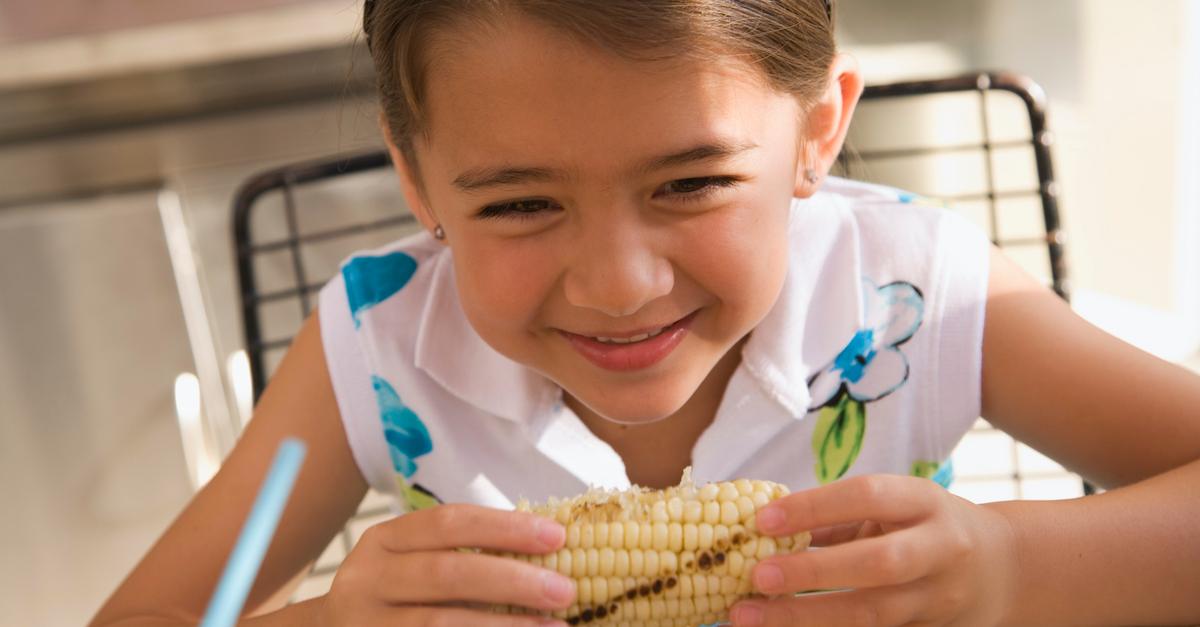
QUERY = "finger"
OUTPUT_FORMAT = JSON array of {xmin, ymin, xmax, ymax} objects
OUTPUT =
[
  {"xmin": 751, "ymin": 526, "xmax": 936, "ymax": 593},
  {"xmin": 730, "ymin": 584, "xmax": 925, "ymax": 627},
  {"xmin": 756, "ymin": 475, "xmax": 938, "ymax": 537},
  {"xmin": 379, "ymin": 550, "xmax": 576, "ymax": 610},
  {"xmin": 370, "ymin": 504, "xmax": 565, "ymax": 554},
  {"xmin": 808, "ymin": 522, "xmax": 866, "ymax": 547},
  {"xmin": 390, "ymin": 604, "xmax": 568, "ymax": 626},
  {"xmin": 809, "ymin": 519, "xmax": 888, "ymax": 547}
]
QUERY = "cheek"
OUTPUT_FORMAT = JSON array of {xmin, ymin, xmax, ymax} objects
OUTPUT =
[
  {"xmin": 450, "ymin": 235, "xmax": 557, "ymax": 333},
  {"xmin": 677, "ymin": 193, "xmax": 792, "ymax": 315}
]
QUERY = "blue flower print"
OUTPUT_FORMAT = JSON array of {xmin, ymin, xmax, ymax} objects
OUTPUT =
[
  {"xmin": 895, "ymin": 188, "xmax": 950, "ymax": 209},
  {"xmin": 808, "ymin": 279, "xmax": 924, "ymax": 410},
  {"xmin": 342, "ymin": 252, "xmax": 418, "ymax": 327},
  {"xmin": 807, "ymin": 279, "xmax": 925, "ymax": 484},
  {"xmin": 372, "ymin": 376, "xmax": 432, "ymax": 478}
]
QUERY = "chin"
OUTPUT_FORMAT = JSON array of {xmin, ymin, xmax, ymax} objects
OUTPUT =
[{"xmin": 569, "ymin": 384, "xmax": 693, "ymax": 425}]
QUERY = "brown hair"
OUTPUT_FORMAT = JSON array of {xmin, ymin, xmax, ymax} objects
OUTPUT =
[{"xmin": 362, "ymin": 0, "xmax": 835, "ymax": 177}]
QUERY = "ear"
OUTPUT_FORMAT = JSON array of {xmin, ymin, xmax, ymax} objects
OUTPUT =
[
  {"xmin": 793, "ymin": 53, "xmax": 864, "ymax": 198},
  {"xmin": 378, "ymin": 112, "xmax": 445, "ymax": 241}
]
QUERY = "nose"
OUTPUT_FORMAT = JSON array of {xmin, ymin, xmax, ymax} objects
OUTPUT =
[{"xmin": 562, "ymin": 219, "xmax": 674, "ymax": 318}]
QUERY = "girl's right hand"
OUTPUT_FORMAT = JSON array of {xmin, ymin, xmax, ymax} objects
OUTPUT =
[{"xmin": 318, "ymin": 503, "xmax": 575, "ymax": 626}]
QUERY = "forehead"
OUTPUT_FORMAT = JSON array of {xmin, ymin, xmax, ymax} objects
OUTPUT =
[{"xmin": 416, "ymin": 14, "xmax": 797, "ymax": 179}]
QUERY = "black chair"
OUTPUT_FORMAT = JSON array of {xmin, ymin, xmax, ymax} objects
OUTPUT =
[
  {"xmin": 836, "ymin": 71, "xmax": 1067, "ymax": 299},
  {"xmin": 231, "ymin": 71, "xmax": 1083, "ymax": 596}
]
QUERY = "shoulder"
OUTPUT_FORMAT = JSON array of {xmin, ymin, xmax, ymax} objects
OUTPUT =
[
  {"xmin": 807, "ymin": 177, "xmax": 976, "ymax": 239},
  {"xmin": 325, "ymin": 230, "xmax": 444, "ymax": 322},
  {"xmin": 796, "ymin": 177, "xmax": 991, "ymax": 283},
  {"xmin": 315, "ymin": 230, "xmax": 452, "ymax": 497},
  {"xmin": 788, "ymin": 179, "xmax": 993, "ymax": 479},
  {"xmin": 317, "ymin": 229, "xmax": 454, "ymax": 356}
]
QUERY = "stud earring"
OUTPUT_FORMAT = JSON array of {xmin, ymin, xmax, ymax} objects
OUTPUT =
[
  {"xmin": 433, "ymin": 224, "xmax": 445, "ymax": 240},
  {"xmin": 805, "ymin": 168, "xmax": 820, "ymax": 184}
]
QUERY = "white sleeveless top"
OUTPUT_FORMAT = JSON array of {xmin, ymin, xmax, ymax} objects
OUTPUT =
[{"xmin": 318, "ymin": 177, "xmax": 989, "ymax": 512}]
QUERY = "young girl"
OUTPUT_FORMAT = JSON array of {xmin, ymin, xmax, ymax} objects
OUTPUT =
[{"xmin": 94, "ymin": 1, "xmax": 1200, "ymax": 625}]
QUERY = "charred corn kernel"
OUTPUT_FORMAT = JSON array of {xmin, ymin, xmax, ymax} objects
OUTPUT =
[{"xmin": 490, "ymin": 468, "xmax": 810, "ymax": 625}]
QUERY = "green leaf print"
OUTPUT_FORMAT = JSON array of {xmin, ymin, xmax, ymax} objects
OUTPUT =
[
  {"xmin": 400, "ymin": 483, "xmax": 440, "ymax": 512},
  {"xmin": 911, "ymin": 460, "xmax": 940, "ymax": 479},
  {"xmin": 911, "ymin": 458, "xmax": 954, "ymax": 488},
  {"xmin": 812, "ymin": 390, "xmax": 867, "ymax": 484}
]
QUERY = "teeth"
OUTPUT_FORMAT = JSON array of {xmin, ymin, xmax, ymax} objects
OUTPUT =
[{"xmin": 592, "ymin": 326, "xmax": 667, "ymax": 345}]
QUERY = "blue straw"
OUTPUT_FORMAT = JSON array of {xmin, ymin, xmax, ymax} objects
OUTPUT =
[{"xmin": 201, "ymin": 438, "xmax": 307, "ymax": 627}]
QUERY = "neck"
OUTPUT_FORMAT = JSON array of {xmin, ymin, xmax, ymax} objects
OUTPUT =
[{"xmin": 565, "ymin": 336, "xmax": 747, "ymax": 487}]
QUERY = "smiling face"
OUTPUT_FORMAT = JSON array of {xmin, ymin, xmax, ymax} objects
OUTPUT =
[{"xmin": 389, "ymin": 15, "xmax": 817, "ymax": 424}]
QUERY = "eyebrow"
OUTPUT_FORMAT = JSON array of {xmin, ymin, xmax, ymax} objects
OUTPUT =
[{"xmin": 451, "ymin": 139, "xmax": 758, "ymax": 192}]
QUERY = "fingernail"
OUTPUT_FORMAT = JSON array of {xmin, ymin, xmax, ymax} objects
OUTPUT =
[
  {"xmin": 542, "ymin": 572, "xmax": 575, "ymax": 604},
  {"xmin": 536, "ymin": 519, "xmax": 565, "ymax": 548},
  {"xmin": 732, "ymin": 601, "xmax": 764, "ymax": 626},
  {"xmin": 754, "ymin": 563, "xmax": 784, "ymax": 593},
  {"xmin": 757, "ymin": 505, "xmax": 786, "ymax": 532}
]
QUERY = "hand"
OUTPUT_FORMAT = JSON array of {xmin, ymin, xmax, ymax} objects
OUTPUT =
[
  {"xmin": 318, "ymin": 504, "xmax": 575, "ymax": 626},
  {"xmin": 729, "ymin": 475, "xmax": 1019, "ymax": 627}
]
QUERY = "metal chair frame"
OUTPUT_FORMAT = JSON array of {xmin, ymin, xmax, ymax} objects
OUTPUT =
[
  {"xmin": 233, "ymin": 150, "xmax": 412, "ymax": 399},
  {"xmin": 839, "ymin": 71, "xmax": 1068, "ymax": 300}
]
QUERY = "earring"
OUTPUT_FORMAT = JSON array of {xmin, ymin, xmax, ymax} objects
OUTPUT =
[
  {"xmin": 433, "ymin": 224, "xmax": 445, "ymax": 240},
  {"xmin": 805, "ymin": 168, "xmax": 820, "ymax": 184}
]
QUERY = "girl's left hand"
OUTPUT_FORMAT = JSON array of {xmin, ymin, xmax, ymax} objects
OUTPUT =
[{"xmin": 730, "ymin": 474, "xmax": 1020, "ymax": 627}]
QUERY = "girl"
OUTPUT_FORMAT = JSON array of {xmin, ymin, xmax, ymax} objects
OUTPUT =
[{"xmin": 94, "ymin": 1, "xmax": 1200, "ymax": 626}]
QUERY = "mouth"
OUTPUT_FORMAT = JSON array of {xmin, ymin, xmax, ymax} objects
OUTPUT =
[
  {"xmin": 559, "ymin": 311, "xmax": 698, "ymax": 372},
  {"xmin": 590, "ymin": 326, "xmax": 670, "ymax": 345}
]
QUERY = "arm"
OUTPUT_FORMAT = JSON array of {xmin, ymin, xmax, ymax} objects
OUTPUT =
[
  {"xmin": 91, "ymin": 310, "xmax": 369, "ymax": 626},
  {"xmin": 981, "ymin": 247, "xmax": 1200, "ymax": 624}
]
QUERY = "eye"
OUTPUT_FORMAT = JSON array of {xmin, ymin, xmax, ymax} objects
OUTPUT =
[
  {"xmin": 658, "ymin": 176, "xmax": 741, "ymax": 202},
  {"xmin": 475, "ymin": 198, "xmax": 558, "ymax": 220}
]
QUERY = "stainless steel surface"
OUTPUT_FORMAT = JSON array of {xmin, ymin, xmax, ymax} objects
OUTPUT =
[
  {"xmin": 160, "ymin": 189, "xmax": 239, "ymax": 460},
  {"xmin": 0, "ymin": 74, "xmax": 387, "ymax": 622},
  {"xmin": 0, "ymin": 45, "xmax": 374, "ymax": 148},
  {"xmin": 0, "ymin": 189, "xmax": 196, "ymax": 625},
  {"xmin": 0, "ymin": 4, "xmax": 387, "ymax": 621},
  {"xmin": 0, "ymin": 43, "xmax": 374, "ymax": 207},
  {"xmin": 0, "ymin": 0, "xmax": 324, "ymax": 43}
]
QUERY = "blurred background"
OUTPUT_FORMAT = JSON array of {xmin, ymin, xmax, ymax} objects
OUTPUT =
[{"xmin": 1, "ymin": 0, "xmax": 1197, "ymax": 624}]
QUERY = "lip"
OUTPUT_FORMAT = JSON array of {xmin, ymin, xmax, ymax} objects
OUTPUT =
[{"xmin": 559, "ymin": 311, "xmax": 698, "ymax": 372}]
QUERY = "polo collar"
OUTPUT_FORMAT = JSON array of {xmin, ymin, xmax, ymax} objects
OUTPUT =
[
  {"xmin": 413, "ymin": 250, "xmax": 560, "ymax": 424},
  {"xmin": 690, "ymin": 190, "xmax": 864, "ymax": 481},
  {"xmin": 737, "ymin": 190, "xmax": 864, "ymax": 419}
]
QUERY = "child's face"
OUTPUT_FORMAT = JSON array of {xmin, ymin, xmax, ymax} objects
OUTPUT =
[{"xmin": 393, "ymin": 16, "xmax": 814, "ymax": 424}]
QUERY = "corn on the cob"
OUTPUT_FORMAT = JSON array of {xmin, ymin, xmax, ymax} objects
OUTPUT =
[{"xmin": 491, "ymin": 468, "xmax": 809, "ymax": 626}]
